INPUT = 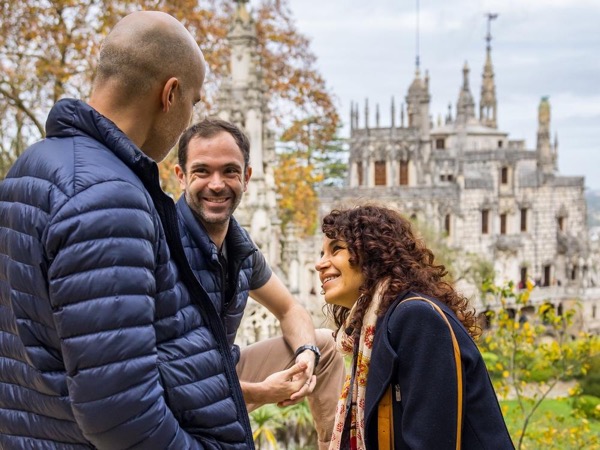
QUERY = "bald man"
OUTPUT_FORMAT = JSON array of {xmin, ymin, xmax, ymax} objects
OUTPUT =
[{"xmin": 0, "ymin": 11, "xmax": 254, "ymax": 449}]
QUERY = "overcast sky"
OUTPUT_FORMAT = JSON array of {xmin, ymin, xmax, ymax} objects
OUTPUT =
[{"xmin": 281, "ymin": 0, "xmax": 600, "ymax": 190}]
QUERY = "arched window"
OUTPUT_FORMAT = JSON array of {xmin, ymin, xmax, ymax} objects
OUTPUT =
[
  {"xmin": 500, "ymin": 166, "xmax": 509, "ymax": 184},
  {"xmin": 374, "ymin": 161, "xmax": 386, "ymax": 186},
  {"xmin": 399, "ymin": 160, "xmax": 409, "ymax": 185},
  {"xmin": 481, "ymin": 209, "xmax": 490, "ymax": 234}
]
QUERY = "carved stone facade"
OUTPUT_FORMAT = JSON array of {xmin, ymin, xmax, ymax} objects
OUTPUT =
[{"xmin": 221, "ymin": 3, "xmax": 600, "ymax": 339}]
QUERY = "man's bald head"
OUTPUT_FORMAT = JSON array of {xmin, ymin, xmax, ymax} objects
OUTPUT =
[{"xmin": 93, "ymin": 11, "xmax": 205, "ymax": 102}]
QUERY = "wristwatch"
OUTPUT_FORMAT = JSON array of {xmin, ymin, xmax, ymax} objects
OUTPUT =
[{"xmin": 294, "ymin": 344, "xmax": 321, "ymax": 367}]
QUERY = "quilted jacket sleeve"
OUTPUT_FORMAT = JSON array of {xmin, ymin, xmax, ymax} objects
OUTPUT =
[
  {"xmin": 390, "ymin": 300, "xmax": 462, "ymax": 449},
  {"xmin": 44, "ymin": 180, "xmax": 204, "ymax": 450}
]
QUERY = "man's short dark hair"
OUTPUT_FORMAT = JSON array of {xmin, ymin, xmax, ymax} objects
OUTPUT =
[{"xmin": 178, "ymin": 118, "xmax": 250, "ymax": 171}]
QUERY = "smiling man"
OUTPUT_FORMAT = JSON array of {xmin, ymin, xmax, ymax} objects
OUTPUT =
[{"xmin": 174, "ymin": 119, "xmax": 345, "ymax": 450}]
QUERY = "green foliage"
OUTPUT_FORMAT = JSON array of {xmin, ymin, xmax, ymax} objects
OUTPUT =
[
  {"xmin": 571, "ymin": 395, "xmax": 600, "ymax": 421},
  {"xmin": 312, "ymin": 130, "xmax": 348, "ymax": 188},
  {"xmin": 501, "ymin": 398, "xmax": 600, "ymax": 449},
  {"xmin": 478, "ymin": 281, "xmax": 600, "ymax": 449},
  {"xmin": 526, "ymin": 365, "xmax": 553, "ymax": 383},
  {"xmin": 250, "ymin": 404, "xmax": 282, "ymax": 450},
  {"xmin": 277, "ymin": 399, "xmax": 317, "ymax": 448},
  {"xmin": 250, "ymin": 399, "xmax": 317, "ymax": 449},
  {"xmin": 579, "ymin": 353, "xmax": 600, "ymax": 397}
]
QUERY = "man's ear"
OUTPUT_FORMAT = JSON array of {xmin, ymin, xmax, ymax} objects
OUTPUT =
[
  {"xmin": 243, "ymin": 166, "xmax": 252, "ymax": 192},
  {"xmin": 174, "ymin": 164, "xmax": 186, "ymax": 191},
  {"xmin": 161, "ymin": 77, "xmax": 179, "ymax": 113}
]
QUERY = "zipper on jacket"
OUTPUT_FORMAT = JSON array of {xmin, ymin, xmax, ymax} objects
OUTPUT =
[
  {"xmin": 394, "ymin": 384, "xmax": 401, "ymax": 402},
  {"xmin": 216, "ymin": 254, "xmax": 229, "ymax": 316},
  {"xmin": 221, "ymin": 247, "xmax": 257, "ymax": 315},
  {"xmin": 156, "ymin": 191, "xmax": 255, "ymax": 448}
]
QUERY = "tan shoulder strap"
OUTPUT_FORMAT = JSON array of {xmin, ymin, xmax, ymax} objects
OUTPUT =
[{"xmin": 378, "ymin": 384, "xmax": 394, "ymax": 450}]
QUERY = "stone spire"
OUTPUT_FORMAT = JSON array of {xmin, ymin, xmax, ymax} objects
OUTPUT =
[
  {"xmin": 537, "ymin": 96, "xmax": 555, "ymax": 175},
  {"xmin": 228, "ymin": 0, "xmax": 258, "ymax": 94},
  {"xmin": 480, "ymin": 13, "xmax": 498, "ymax": 128},
  {"xmin": 400, "ymin": 103, "xmax": 405, "ymax": 127},
  {"xmin": 456, "ymin": 62, "xmax": 476, "ymax": 125}
]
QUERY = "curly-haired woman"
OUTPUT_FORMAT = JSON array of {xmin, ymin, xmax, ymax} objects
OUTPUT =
[{"xmin": 315, "ymin": 205, "xmax": 513, "ymax": 450}]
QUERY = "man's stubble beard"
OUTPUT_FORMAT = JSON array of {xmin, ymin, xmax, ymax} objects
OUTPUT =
[{"xmin": 186, "ymin": 189, "xmax": 242, "ymax": 226}]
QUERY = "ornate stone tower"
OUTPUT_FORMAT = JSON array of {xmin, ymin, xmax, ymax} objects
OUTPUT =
[
  {"xmin": 216, "ymin": 0, "xmax": 281, "ymax": 266},
  {"xmin": 480, "ymin": 13, "xmax": 498, "ymax": 128}
]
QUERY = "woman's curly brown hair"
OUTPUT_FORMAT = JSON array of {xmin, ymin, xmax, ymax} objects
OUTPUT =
[{"xmin": 321, "ymin": 204, "xmax": 478, "ymax": 338}]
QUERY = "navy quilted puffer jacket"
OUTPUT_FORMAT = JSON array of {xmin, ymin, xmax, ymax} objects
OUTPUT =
[
  {"xmin": 177, "ymin": 197, "xmax": 256, "ymax": 359},
  {"xmin": 0, "ymin": 99, "xmax": 254, "ymax": 449}
]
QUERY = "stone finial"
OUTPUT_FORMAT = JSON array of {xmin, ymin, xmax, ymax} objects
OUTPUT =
[
  {"xmin": 462, "ymin": 61, "xmax": 470, "ymax": 88},
  {"xmin": 456, "ymin": 61, "xmax": 475, "ymax": 123},
  {"xmin": 400, "ymin": 103, "xmax": 405, "ymax": 127},
  {"xmin": 538, "ymin": 96, "xmax": 550, "ymax": 128},
  {"xmin": 446, "ymin": 102, "xmax": 453, "ymax": 124},
  {"xmin": 536, "ymin": 96, "xmax": 554, "ymax": 175}
]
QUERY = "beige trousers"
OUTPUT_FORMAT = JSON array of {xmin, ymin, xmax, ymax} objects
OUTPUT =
[{"xmin": 237, "ymin": 328, "xmax": 345, "ymax": 450}]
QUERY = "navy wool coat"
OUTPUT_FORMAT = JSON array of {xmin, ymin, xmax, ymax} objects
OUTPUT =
[
  {"xmin": 0, "ymin": 99, "xmax": 254, "ymax": 449},
  {"xmin": 364, "ymin": 291, "xmax": 514, "ymax": 449}
]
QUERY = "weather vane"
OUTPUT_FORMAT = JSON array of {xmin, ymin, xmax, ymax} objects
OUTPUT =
[
  {"xmin": 415, "ymin": 0, "xmax": 421, "ymax": 71},
  {"xmin": 485, "ymin": 12, "xmax": 498, "ymax": 49}
]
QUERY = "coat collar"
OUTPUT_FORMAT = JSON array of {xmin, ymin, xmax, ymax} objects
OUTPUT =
[
  {"xmin": 176, "ymin": 196, "xmax": 256, "ymax": 262},
  {"xmin": 46, "ymin": 98, "xmax": 158, "ymax": 188}
]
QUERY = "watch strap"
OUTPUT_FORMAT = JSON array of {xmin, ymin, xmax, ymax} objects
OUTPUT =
[{"xmin": 294, "ymin": 344, "xmax": 321, "ymax": 367}]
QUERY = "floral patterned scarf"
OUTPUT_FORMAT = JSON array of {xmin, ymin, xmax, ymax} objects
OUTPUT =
[{"xmin": 329, "ymin": 282, "xmax": 387, "ymax": 450}]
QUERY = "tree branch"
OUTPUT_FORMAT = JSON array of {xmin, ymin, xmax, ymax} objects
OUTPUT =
[{"xmin": 0, "ymin": 86, "xmax": 45, "ymax": 138}]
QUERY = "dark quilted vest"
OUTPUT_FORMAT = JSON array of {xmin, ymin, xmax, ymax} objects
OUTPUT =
[{"xmin": 177, "ymin": 197, "xmax": 256, "ymax": 361}]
